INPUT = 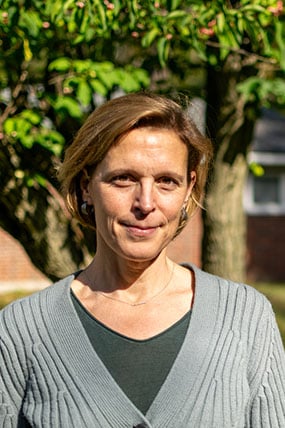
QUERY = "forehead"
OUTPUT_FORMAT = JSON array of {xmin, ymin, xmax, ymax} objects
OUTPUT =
[
  {"xmin": 107, "ymin": 127, "xmax": 188, "ymax": 160},
  {"xmin": 92, "ymin": 127, "xmax": 189, "ymax": 178}
]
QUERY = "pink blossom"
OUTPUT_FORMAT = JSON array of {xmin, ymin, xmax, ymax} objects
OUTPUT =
[
  {"xmin": 2, "ymin": 11, "xmax": 8, "ymax": 24},
  {"xmin": 268, "ymin": 1, "xmax": 283, "ymax": 16},
  {"xmin": 208, "ymin": 19, "xmax": 216, "ymax": 28},
  {"xmin": 199, "ymin": 27, "xmax": 215, "ymax": 36},
  {"xmin": 76, "ymin": 1, "xmax": 85, "ymax": 8}
]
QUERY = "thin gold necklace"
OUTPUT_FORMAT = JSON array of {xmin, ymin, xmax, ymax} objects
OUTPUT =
[{"xmin": 83, "ymin": 263, "xmax": 175, "ymax": 307}]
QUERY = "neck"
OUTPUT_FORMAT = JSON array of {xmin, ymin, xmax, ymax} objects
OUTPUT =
[{"xmin": 84, "ymin": 250, "xmax": 174, "ymax": 303}]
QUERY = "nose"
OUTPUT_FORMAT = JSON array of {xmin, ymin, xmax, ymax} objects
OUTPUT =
[{"xmin": 133, "ymin": 179, "xmax": 156, "ymax": 215}]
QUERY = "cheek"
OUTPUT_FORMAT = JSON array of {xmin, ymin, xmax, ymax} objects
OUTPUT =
[
  {"xmin": 167, "ymin": 206, "xmax": 183, "ymax": 225},
  {"xmin": 94, "ymin": 192, "xmax": 126, "ymax": 220},
  {"xmin": 159, "ymin": 193, "xmax": 185, "ymax": 217}
]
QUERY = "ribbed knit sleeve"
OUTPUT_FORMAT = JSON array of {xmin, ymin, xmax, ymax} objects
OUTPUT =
[
  {"xmin": 0, "ymin": 291, "xmax": 107, "ymax": 428},
  {"xmin": 247, "ymin": 297, "xmax": 285, "ymax": 427},
  {"xmin": 0, "ymin": 302, "xmax": 28, "ymax": 427}
]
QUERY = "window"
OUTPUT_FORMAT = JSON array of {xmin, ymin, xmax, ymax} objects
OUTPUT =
[
  {"xmin": 253, "ymin": 176, "xmax": 280, "ymax": 204},
  {"xmin": 244, "ymin": 172, "xmax": 285, "ymax": 215}
]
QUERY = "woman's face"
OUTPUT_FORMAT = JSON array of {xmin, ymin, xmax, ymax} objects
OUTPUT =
[{"xmin": 81, "ymin": 127, "xmax": 196, "ymax": 263}]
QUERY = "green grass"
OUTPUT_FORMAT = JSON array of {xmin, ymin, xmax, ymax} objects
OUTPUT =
[
  {"xmin": 0, "ymin": 284, "xmax": 284, "ymax": 345},
  {"xmin": 253, "ymin": 283, "xmax": 285, "ymax": 346},
  {"xmin": 0, "ymin": 290, "xmax": 34, "ymax": 310}
]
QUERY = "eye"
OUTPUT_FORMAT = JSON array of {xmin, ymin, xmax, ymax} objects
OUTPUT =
[
  {"xmin": 111, "ymin": 174, "xmax": 136, "ymax": 187},
  {"xmin": 157, "ymin": 176, "xmax": 178, "ymax": 190}
]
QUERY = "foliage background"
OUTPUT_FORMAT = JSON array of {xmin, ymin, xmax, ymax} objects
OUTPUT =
[{"xmin": 1, "ymin": 0, "xmax": 285, "ymax": 281}]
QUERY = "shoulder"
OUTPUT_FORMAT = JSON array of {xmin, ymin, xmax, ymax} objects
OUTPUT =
[
  {"xmin": 0, "ymin": 274, "xmax": 75, "ymax": 338},
  {"xmin": 185, "ymin": 264, "xmax": 284, "ymax": 362},
  {"xmin": 186, "ymin": 263, "xmax": 268, "ymax": 299},
  {"xmin": 185, "ymin": 263, "xmax": 273, "ymax": 321}
]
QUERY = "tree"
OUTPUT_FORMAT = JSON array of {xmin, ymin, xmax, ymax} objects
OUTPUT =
[{"xmin": 1, "ymin": 0, "xmax": 285, "ymax": 281}]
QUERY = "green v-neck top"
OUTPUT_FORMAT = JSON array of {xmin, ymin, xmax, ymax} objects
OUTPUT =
[{"xmin": 71, "ymin": 290, "xmax": 191, "ymax": 415}]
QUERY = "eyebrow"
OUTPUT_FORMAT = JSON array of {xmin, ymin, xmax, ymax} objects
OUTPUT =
[{"xmin": 100, "ymin": 168, "xmax": 186, "ymax": 182}]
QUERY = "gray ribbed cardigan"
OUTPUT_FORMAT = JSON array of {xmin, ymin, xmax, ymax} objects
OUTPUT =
[{"xmin": 1, "ymin": 265, "xmax": 285, "ymax": 427}]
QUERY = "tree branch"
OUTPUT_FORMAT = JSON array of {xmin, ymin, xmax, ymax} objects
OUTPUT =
[{"xmin": 205, "ymin": 40, "xmax": 279, "ymax": 69}]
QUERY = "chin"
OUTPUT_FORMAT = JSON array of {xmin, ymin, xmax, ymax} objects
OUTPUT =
[
  {"xmin": 115, "ymin": 240, "xmax": 170, "ymax": 263},
  {"xmin": 99, "ymin": 228, "xmax": 176, "ymax": 263}
]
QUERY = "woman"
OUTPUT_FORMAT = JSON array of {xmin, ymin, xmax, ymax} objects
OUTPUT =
[{"xmin": 0, "ymin": 93, "xmax": 284, "ymax": 427}]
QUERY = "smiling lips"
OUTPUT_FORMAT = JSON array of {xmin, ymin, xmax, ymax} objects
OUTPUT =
[{"xmin": 122, "ymin": 222, "xmax": 160, "ymax": 237}]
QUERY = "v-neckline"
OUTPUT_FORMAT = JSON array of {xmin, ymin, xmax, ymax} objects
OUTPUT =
[{"xmin": 45, "ymin": 264, "xmax": 219, "ymax": 427}]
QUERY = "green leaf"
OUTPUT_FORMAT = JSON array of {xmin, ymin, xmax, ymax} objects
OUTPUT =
[
  {"xmin": 237, "ymin": 77, "xmax": 261, "ymax": 102},
  {"xmin": 217, "ymin": 32, "xmax": 237, "ymax": 61},
  {"xmin": 236, "ymin": 77, "xmax": 285, "ymax": 105},
  {"xmin": 131, "ymin": 68, "xmax": 150, "ymax": 87},
  {"xmin": 275, "ymin": 21, "xmax": 285, "ymax": 70},
  {"xmin": 3, "ymin": 118, "xmax": 15, "ymax": 134},
  {"xmin": 216, "ymin": 12, "xmax": 225, "ymax": 33},
  {"xmin": 242, "ymin": 4, "xmax": 266, "ymax": 13},
  {"xmin": 73, "ymin": 34, "xmax": 85, "ymax": 44},
  {"xmin": 36, "ymin": 131, "xmax": 64, "ymax": 156},
  {"xmin": 142, "ymin": 28, "xmax": 160, "ymax": 48},
  {"xmin": 96, "ymin": 67, "xmax": 121, "ymax": 90},
  {"xmin": 48, "ymin": 58, "xmax": 72, "ymax": 72},
  {"xmin": 19, "ymin": 10, "xmax": 42, "ymax": 38},
  {"xmin": 77, "ymin": 79, "xmax": 92, "ymax": 106},
  {"xmin": 96, "ymin": 0, "xmax": 107, "ymax": 30},
  {"xmin": 84, "ymin": 27, "xmax": 96, "ymax": 43},
  {"xmin": 116, "ymin": 70, "xmax": 142, "ymax": 92},
  {"xmin": 34, "ymin": 173, "xmax": 47, "ymax": 188},
  {"xmin": 23, "ymin": 39, "xmax": 33, "ymax": 62},
  {"xmin": 249, "ymin": 162, "xmax": 264, "ymax": 177},
  {"xmin": 94, "ymin": 61, "xmax": 114, "ymax": 72},
  {"xmin": 157, "ymin": 37, "xmax": 169, "ymax": 67},
  {"xmin": 73, "ymin": 59, "xmax": 93, "ymax": 73},
  {"xmin": 54, "ymin": 96, "xmax": 82, "ymax": 118},
  {"xmin": 20, "ymin": 135, "xmax": 34, "ymax": 149},
  {"xmin": 192, "ymin": 38, "xmax": 208, "ymax": 62},
  {"xmin": 64, "ymin": 76, "xmax": 80, "ymax": 91},
  {"xmin": 89, "ymin": 79, "xmax": 108, "ymax": 96},
  {"xmin": 21, "ymin": 110, "xmax": 41, "ymax": 125},
  {"xmin": 166, "ymin": 10, "xmax": 188, "ymax": 20},
  {"xmin": 63, "ymin": 0, "xmax": 76, "ymax": 12},
  {"xmin": 168, "ymin": 0, "xmax": 182, "ymax": 11},
  {"xmin": 26, "ymin": 177, "xmax": 35, "ymax": 187},
  {"xmin": 68, "ymin": 11, "xmax": 78, "ymax": 33},
  {"xmin": 46, "ymin": 0, "xmax": 64, "ymax": 23}
]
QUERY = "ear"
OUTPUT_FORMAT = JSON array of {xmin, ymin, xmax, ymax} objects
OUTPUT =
[
  {"xmin": 186, "ymin": 171, "xmax": 196, "ymax": 201},
  {"xmin": 80, "ymin": 169, "xmax": 93, "ymax": 204}
]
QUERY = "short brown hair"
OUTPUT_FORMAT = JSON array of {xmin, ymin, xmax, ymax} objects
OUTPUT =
[{"xmin": 57, "ymin": 92, "xmax": 212, "ymax": 235}]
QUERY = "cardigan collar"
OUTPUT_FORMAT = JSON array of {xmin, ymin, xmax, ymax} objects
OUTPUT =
[{"xmin": 43, "ymin": 264, "xmax": 219, "ymax": 427}]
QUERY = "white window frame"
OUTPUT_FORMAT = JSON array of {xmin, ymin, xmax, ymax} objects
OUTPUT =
[{"xmin": 244, "ymin": 152, "xmax": 285, "ymax": 215}]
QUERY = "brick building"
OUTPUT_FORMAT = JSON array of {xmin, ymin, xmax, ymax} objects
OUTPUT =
[
  {"xmin": 0, "ymin": 228, "xmax": 50, "ymax": 292},
  {"xmin": 245, "ymin": 108, "xmax": 285, "ymax": 282}
]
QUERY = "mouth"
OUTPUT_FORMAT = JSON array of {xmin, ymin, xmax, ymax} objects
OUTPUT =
[{"xmin": 121, "ymin": 222, "xmax": 160, "ymax": 237}]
